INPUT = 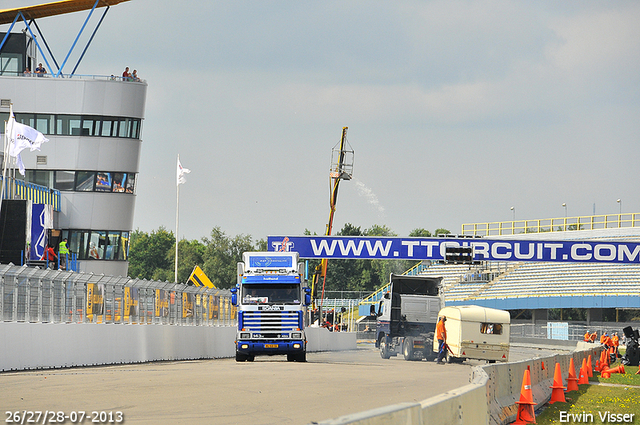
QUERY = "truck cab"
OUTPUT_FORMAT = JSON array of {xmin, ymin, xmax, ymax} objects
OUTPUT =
[
  {"xmin": 232, "ymin": 252, "xmax": 310, "ymax": 362},
  {"xmin": 375, "ymin": 274, "xmax": 443, "ymax": 361}
]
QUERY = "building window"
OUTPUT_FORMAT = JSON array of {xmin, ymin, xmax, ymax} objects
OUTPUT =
[
  {"xmin": 56, "ymin": 115, "xmax": 81, "ymax": 136},
  {"xmin": 81, "ymin": 117, "xmax": 100, "ymax": 136},
  {"xmin": 64, "ymin": 229, "xmax": 129, "ymax": 261},
  {"xmin": 101, "ymin": 118, "xmax": 116, "ymax": 137},
  {"xmin": 10, "ymin": 113, "xmax": 141, "ymax": 139},
  {"xmin": 54, "ymin": 170, "xmax": 75, "ymax": 190},
  {"xmin": 25, "ymin": 170, "xmax": 53, "ymax": 187},
  {"xmin": 36, "ymin": 114, "xmax": 55, "ymax": 134},
  {"xmin": 22, "ymin": 170, "xmax": 136, "ymax": 194},
  {"xmin": 75, "ymin": 171, "xmax": 95, "ymax": 191},
  {"xmin": 15, "ymin": 113, "xmax": 35, "ymax": 127},
  {"xmin": 95, "ymin": 172, "xmax": 112, "ymax": 192},
  {"xmin": 124, "ymin": 173, "xmax": 135, "ymax": 194}
]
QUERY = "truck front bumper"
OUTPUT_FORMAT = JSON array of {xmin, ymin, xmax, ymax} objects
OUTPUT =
[{"xmin": 236, "ymin": 340, "xmax": 306, "ymax": 354}]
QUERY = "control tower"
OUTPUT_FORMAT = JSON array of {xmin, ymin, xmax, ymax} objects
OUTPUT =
[{"xmin": 0, "ymin": 0, "xmax": 145, "ymax": 276}]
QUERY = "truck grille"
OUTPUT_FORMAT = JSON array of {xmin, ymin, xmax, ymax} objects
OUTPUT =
[{"xmin": 242, "ymin": 311, "xmax": 300, "ymax": 332}]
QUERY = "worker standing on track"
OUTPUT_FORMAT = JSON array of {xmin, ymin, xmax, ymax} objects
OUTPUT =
[
  {"xmin": 436, "ymin": 316, "xmax": 447, "ymax": 365},
  {"xmin": 612, "ymin": 332, "xmax": 620, "ymax": 356}
]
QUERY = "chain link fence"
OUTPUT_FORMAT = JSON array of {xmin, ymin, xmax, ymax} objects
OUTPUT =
[{"xmin": 0, "ymin": 264, "xmax": 235, "ymax": 326}]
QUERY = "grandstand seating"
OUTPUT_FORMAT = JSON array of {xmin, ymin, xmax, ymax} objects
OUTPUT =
[
  {"xmin": 442, "ymin": 261, "xmax": 640, "ymax": 303},
  {"xmin": 359, "ymin": 226, "xmax": 640, "ymax": 314}
]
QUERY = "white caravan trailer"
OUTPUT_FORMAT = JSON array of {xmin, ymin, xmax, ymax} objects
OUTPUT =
[{"xmin": 433, "ymin": 305, "xmax": 510, "ymax": 363}]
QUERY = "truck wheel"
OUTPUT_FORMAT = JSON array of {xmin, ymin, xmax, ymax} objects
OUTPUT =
[
  {"xmin": 287, "ymin": 354, "xmax": 296, "ymax": 362},
  {"xmin": 246, "ymin": 355, "xmax": 255, "ymax": 362},
  {"xmin": 380, "ymin": 337, "xmax": 391, "ymax": 359},
  {"xmin": 403, "ymin": 337, "xmax": 414, "ymax": 361},
  {"xmin": 236, "ymin": 351, "xmax": 247, "ymax": 362},
  {"xmin": 296, "ymin": 351, "xmax": 307, "ymax": 362}
]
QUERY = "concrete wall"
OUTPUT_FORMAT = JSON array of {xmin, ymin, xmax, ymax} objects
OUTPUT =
[
  {"xmin": 0, "ymin": 323, "xmax": 356, "ymax": 371},
  {"xmin": 316, "ymin": 343, "xmax": 601, "ymax": 425}
]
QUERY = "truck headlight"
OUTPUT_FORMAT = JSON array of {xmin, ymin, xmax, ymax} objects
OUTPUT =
[
  {"xmin": 240, "ymin": 333, "xmax": 250, "ymax": 339},
  {"xmin": 241, "ymin": 344, "xmax": 249, "ymax": 349},
  {"xmin": 292, "ymin": 332, "xmax": 302, "ymax": 339},
  {"xmin": 293, "ymin": 343, "xmax": 301, "ymax": 349}
]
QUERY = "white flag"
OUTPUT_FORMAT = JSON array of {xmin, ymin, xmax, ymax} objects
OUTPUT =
[
  {"xmin": 9, "ymin": 119, "xmax": 49, "ymax": 176},
  {"xmin": 177, "ymin": 157, "xmax": 191, "ymax": 186}
]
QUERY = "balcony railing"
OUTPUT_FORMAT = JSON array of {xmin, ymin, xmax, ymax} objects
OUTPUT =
[{"xmin": 0, "ymin": 175, "xmax": 60, "ymax": 211}]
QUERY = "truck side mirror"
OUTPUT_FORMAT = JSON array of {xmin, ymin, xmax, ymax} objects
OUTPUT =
[
  {"xmin": 230, "ymin": 288, "xmax": 237, "ymax": 306},
  {"xmin": 304, "ymin": 287, "xmax": 311, "ymax": 306}
]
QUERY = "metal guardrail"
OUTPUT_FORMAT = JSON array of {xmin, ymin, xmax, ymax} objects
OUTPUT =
[
  {"xmin": 462, "ymin": 213, "xmax": 640, "ymax": 236},
  {"xmin": 0, "ymin": 264, "xmax": 234, "ymax": 326}
]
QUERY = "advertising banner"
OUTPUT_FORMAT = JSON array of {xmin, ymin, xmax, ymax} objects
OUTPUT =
[
  {"xmin": 30, "ymin": 203, "xmax": 46, "ymax": 261},
  {"xmin": 267, "ymin": 235, "xmax": 640, "ymax": 264}
]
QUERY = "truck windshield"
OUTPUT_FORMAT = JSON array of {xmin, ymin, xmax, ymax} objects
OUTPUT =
[{"xmin": 242, "ymin": 284, "xmax": 300, "ymax": 305}]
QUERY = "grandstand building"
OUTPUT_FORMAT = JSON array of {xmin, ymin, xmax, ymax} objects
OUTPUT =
[{"xmin": 0, "ymin": 1, "xmax": 144, "ymax": 276}]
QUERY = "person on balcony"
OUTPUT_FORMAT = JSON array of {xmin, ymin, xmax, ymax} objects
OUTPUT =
[{"xmin": 41, "ymin": 245, "xmax": 58, "ymax": 269}]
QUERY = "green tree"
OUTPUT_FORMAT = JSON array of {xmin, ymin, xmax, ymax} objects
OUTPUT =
[
  {"xmin": 128, "ymin": 227, "xmax": 175, "ymax": 280},
  {"xmin": 434, "ymin": 228, "xmax": 450, "ymax": 236},
  {"xmin": 202, "ymin": 227, "xmax": 255, "ymax": 289},
  {"xmin": 409, "ymin": 228, "xmax": 432, "ymax": 237},
  {"xmin": 364, "ymin": 224, "xmax": 396, "ymax": 237},
  {"xmin": 176, "ymin": 239, "xmax": 206, "ymax": 284}
]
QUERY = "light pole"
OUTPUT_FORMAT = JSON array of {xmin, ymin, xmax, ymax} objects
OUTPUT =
[
  {"xmin": 511, "ymin": 206, "xmax": 515, "ymax": 221},
  {"xmin": 617, "ymin": 199, "xmax": 622, "ymax": 214},
  {"xmin": 562, "ymin": 203, "xmax": 567, "ymax": 217}
]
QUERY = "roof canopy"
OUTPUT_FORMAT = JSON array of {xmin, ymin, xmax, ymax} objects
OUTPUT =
[{"xmin": 0, "ymin": 0, "xmax": 129, "ymax": 25}]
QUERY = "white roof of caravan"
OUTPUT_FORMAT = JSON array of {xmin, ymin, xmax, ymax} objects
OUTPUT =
[{"xmin": 439, "ymin": 305, "xmax": 510, "ymax": 323}]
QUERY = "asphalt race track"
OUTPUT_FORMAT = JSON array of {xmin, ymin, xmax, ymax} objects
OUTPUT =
[{"xmin": 0, "ymin": 343, "xmax": 561, "ymax": 425}]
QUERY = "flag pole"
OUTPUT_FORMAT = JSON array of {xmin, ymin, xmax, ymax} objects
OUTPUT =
[
  {"xmin": 0, "ymin": 104, "xmax": 13, "ymax": 217},
  {"xmin": 175, "ymin": 155, "xmax": 180, "ymax": 283}
]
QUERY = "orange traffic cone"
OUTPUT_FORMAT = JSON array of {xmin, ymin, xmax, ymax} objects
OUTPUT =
[
  {"xmin": 513, "ymin": 369, "xmax": 537, "ymax": 424},
  {"xmin": 566, "ymin": 358, "xmax": 579, "ymax": 392},
  {"xmin": 549, "ymin": 363, "xmax": 566, "ymax": 404},
  {"xmin": 587, "ymin": 355, "xmax": 593, "ymax": 377},
  {"xmin": 595, "ymin": 359, "xmax": 601, "ymax": 372},
  {"xmin": 578, "ymin": 358, "xmax": 589, "ymax": 385},
  {"xmin": 604, "ymin": 364, "xmax": 625, "ymax": 375},
  {"xmin": 600, "ymin": 350, "xmax": 610, "ymax": 372},
  {"xmin": 541, "ymin": 361, "xmax": 545, "ymax": 371}
]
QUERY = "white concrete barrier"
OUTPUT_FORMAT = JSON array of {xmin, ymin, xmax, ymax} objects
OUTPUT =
[
  {"xmin": 0, "ymin": 323, "xmax": 356, "ymax": 371},
  {"xmin": 316, "ymin": 343, "xmax": 602, "ymax": 425}
]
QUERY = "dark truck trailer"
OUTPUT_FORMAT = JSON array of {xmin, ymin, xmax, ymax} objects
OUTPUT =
[{"xmin": 374, "ymin": 274, "xmax": 443, "ymax": 361}]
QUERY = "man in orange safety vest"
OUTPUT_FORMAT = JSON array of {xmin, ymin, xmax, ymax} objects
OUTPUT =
[{"xmin": 436, "ymin": 316, "xmax": 447, "ymax": 365}]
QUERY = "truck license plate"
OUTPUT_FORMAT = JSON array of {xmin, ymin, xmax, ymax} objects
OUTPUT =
[{"xmin": 265, "ymin": 344, "xmax": 278, "ymax": 348}]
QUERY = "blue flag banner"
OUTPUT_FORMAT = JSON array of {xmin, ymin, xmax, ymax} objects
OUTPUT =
[{"xmin": 267, "ymin": 235, "xmax": 640, "ymax": 264}]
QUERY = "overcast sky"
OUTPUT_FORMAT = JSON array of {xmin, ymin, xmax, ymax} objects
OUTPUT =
[{"xmin": 8, "ymin": 1, "xmax": 640, "ymax": 243}]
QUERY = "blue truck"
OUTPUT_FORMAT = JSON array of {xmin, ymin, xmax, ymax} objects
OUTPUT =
[{"xmin": 231, "ymin": 252, "xmax": 311, "ymax": 362}]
